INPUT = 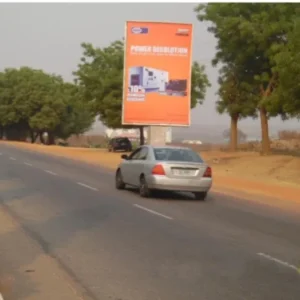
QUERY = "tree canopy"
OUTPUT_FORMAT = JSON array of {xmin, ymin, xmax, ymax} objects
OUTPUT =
[
  {"xmin": 195, "ymin": 3, "xmax": 300, "ymax": 154},
  {"xmin": 0, "ymin": 67, "xmax": 94, "ymax": 144}
]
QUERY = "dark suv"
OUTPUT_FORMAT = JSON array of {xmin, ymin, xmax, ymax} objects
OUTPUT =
[{"xmin": 108, "ymin": 137, "xmax": 132, "ymax": 152}]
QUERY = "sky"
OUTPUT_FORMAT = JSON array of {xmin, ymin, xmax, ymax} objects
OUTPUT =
[{"xmin": 0, "ymin": 2, "xmax": 299, "ymax": 138}]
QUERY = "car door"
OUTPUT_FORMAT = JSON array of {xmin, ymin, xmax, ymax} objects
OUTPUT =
[
  {"xmin": 134, "ymin": 147, "xmax": 148, "ymax": 185},
  {"xmin": 122, "ymin": 148, "xmax": 142, "ymax": 185},
  {"xmin": 131, "ymin": 147, "xmax": 149, "ymax": 186}
]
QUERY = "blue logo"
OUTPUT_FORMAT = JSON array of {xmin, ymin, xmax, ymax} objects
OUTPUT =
[{"xmin": 131, "ymin": 27, "xmax": 148, "ymax": 34}]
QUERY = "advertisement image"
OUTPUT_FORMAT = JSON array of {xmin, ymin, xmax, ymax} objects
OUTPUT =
[{"xmin": 122, "ymin": 21, "xmax": 193, "ymax": 126}]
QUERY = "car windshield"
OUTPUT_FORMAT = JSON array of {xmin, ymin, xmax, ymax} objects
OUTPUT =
[
  {"xmin": 153, "ymin": 148, "xmax": 204, "ymax": 163},
  {"xmin": 115, "ymin": 138, "xmax": 129, "ymax": 143}
]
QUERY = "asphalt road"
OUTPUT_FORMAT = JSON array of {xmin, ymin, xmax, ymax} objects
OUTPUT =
[{"xmin": 0, "ymin": 143, "xmax": 300, "ymax": 300}]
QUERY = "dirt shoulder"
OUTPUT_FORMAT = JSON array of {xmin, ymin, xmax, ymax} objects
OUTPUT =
[
  {"xmin": 0, "ymin": 203, "xmax": 91, "ymax": 300},
  {"xmin": 2, "ymin": 141, "xmax": 300, "ymax": 204}
]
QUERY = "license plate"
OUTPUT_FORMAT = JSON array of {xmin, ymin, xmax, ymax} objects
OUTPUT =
[{"xmin": 172, "ymin": 169, "xmax": 194, "ymax": 176}]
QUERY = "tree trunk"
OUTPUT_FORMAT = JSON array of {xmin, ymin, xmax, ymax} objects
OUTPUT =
[
  {"xmin": 30, "ymin": 130, "xmax": 39, "ymax": 143},
  {"xmin": 259, "ymin": 77, "xmax": 275, "ymax": 156},
  {"xmin": 39, "ymin": 132, "xmax": 45, "ymax": 145},
  {"xmin": 230, "ymin": 115, "xmax": 238, "ymax": 151},
  {"xmin": 259, "ymin": 106, "xmax": 271, "ymax": 155},
  {"xmin": 47, "ymin": 132, "xmax": 55, "ymax": 145},
  {"xmin": 139, "ymin": 126, "xmax": 145, "ymax": 146},
  {"xmin": 0, "ymin": 127, "xmax": 3, "ymax": 140},
  {"xmin": 30, "ymin": 131, "xmax": 34, "ymax": 143}
]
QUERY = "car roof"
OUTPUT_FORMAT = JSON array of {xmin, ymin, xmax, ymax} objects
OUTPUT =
[{"xmin": 145, "ymin": 145, "xmax": 191, "ymax": 151}]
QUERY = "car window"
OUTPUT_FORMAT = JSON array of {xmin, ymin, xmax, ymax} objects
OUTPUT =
[
  {"xmin": 138, "ymin": 147, "xmax": 148, "ymax": 160},
  {"xmin": 153, "ymin": 148, "xmax": 204, "ymax": 163},
  {"xmin": 115, "ymin": 138, "xmax": 129, "ymax": 143},
  {"xmin": 128, "ymin": 148, "xmax": 142, "ymax": 160}
]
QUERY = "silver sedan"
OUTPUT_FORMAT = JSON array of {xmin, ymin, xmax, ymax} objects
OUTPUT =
[{"xmin": 115, "ymin": 145, "xmax": 212, "ymax": 200}]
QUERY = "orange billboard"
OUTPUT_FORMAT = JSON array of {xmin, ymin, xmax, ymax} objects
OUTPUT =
[{"xmin": 122, "ymin": 21, "xmax": 193, "ymax": 126}]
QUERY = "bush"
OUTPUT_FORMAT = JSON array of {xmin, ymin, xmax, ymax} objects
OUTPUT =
[
  {"xmin": 57, "ymin": 140, "xmax": 69, "ymax": 147},
  {"xmin": 278, "ymin": 130, "xmax": 300, "ymax": 140}
]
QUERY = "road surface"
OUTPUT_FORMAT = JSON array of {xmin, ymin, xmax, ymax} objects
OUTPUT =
[{"xmin": 0, "ymin": 143, "xmax": 299, "ymax": 300}]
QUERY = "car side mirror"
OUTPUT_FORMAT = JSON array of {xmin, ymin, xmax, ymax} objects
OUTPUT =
[{"xmin": 121, "ymin": 154, "xmax": 128, "ymax": 160}]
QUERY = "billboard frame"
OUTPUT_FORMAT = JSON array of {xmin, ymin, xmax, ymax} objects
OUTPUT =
[{"xmin": 121, "ymin": 20, "xmax": 193, "ymax": 127}]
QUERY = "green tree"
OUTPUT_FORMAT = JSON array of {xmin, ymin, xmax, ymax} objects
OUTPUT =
[
  {"xmin": 0, "ymin": 67, "xmax": 34, "ymax": 140},
  {"xmin": 53, "ymin": 83, "xmax": 95, "ymax": 141},
  {"xmin": 191, "ymin": 61, "xmax": 211, "ymax": 108},
  {"xmin": 270, "ymin": 17, "xmax": 300, "ymax": 118},
  {"xmin": 217, "ymin": 64, "xmax": 257, "ymax": 151},
  {"xmin": 0, "ymin": 67, "xmax": 94, "ymax": 144},
  {"xmin": 28, "ymin": 79, "xmax": 94, "ymax": 144},
  {"xmin": 195, "ymin": 3, "xmax": 300, "ymax": 154},
  {"xmin": 74, "ymin": 40, "xmax": 211, "ymax": 145}
]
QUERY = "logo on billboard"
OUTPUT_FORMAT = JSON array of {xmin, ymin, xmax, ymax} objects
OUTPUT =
[
  {"xmin": 176, "ymin": 28, "xmax": 189, "ymax": 36},
  {"xmin": 131, "ymin": 27, "xmax": 149, "ymax": 34}
]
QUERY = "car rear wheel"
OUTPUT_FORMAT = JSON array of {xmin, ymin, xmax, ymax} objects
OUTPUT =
[
  {"xmin": 139, "ymin": 176, "xmax": 151, "ymax": 198},
  {"xmin": 115, "ymin": 169, "xmax": 126, "ymax": 190},
  {"xmin": 194, "ymin": 192, "xmax": 207, "ymax": 201}
]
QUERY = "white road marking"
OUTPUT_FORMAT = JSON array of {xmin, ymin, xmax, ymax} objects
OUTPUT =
[
  {"xmin": 45, "ymin": 170, "xmax": 57, "ymax": 176},
  {"xmin": 24, "ymin": 162, "xmax": 33, "ymax": 167},
  {"xmin": 134, "ymin": 204, "xmax": 173, "ymax": 220},
  {"xmin": 0, "ymin": 152, "xmax": 2, "ymax": 155},
  {"xmin": 257, "ymin": 252, "xmax": 300, "ymax": 273},
  {"xmin": 0, "ymin": 292, "xmax": 4, "ymax": 300},
  {"xmin": 77, "ymin": 182, "xmax": 98, "ymax": 191},
  {"xmin": 9, "ymin": 157, "xmax": 16, "ymax": 160}
]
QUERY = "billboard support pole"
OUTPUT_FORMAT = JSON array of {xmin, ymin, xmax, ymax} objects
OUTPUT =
[{"xmin": 147, "ymin": 126, "xmax": 167, "ymax": 146}]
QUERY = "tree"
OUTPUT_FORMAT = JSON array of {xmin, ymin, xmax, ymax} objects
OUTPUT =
[
  {"xmin": 74, "ymin": 41, "xmax": 124, "ymax": 129},
  {"xmin": 0, "ymin": 67, "xmax": 94, "ymax": 144},
  {"xmin": 217, "ymin": 64, "xmax": 257, "ymax": 151},
  {"xmin": 195, "ymin": 3, "xmax": 300, "ymax": 154},
  {"xmin": 53, "ymin": 83, "xmax": 95, "ymax": 141},
  {"xmin": 74, "ymin": 40, "xmax": 211, "ymax": 145},
  {"xmin": 270, "ymin": 17, "xmax": 300, "ymax": 118},
  {"xmin": 27, "ymin": 79, "xmax": 94, "ymax": 144},
  {"xmin": 191, "ymin": 61, "xmax": 211, "ymax": 108},
  {"xmin": 0, "ymin": 67, "xmax": 35, "ymax": 140}
]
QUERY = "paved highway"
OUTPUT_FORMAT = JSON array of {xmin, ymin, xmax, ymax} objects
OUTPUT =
[{"xmin": 0, "ymin": 143, "xmax": 299, "ymax": 300}]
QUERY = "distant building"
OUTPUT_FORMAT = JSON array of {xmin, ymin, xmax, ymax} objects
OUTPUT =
[{"xmin": 182, "ymin": 140, "xmax": 202, "ymax": 145}]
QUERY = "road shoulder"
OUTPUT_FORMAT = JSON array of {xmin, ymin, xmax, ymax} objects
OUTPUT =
[{"xmin": 0, "ymin": 204, "xmax": 89, "ymax": 300}]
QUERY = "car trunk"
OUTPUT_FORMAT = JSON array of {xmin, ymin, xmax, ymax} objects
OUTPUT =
[{"xmin": 161, "ymin": 161, "xmax": 208, "ymax": 179}]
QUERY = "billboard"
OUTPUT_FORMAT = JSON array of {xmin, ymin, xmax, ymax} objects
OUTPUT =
[{"xmin": 122, "ymin": 21, "xmax": 193, "ymax": 126}]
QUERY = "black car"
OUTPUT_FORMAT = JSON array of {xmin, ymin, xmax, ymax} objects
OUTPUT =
[{"xmin": 108, "ymin": 137, "xmax": 132, "ymax": 152}]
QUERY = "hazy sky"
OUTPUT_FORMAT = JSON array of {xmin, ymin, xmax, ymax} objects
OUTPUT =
[{"xmin": 0, "ymin": 3, "xmax": 299, "ymax": 136}]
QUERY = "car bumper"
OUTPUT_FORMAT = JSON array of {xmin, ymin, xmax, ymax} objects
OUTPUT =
[{"xmin": 146, "ymin": 175, "xmax": 212, "ymax": 192}]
